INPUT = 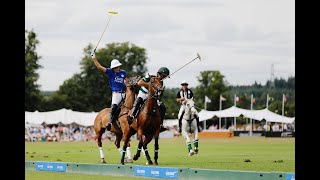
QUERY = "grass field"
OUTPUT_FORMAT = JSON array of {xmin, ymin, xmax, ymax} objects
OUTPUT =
[{"xmin": 25, "ymin": 136, "xmax": 295, "ymax": 179}]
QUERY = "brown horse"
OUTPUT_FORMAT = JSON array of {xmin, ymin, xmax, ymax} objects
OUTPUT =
[
  {"xmin": 120, "ymin": 76, "xmax": 163, "ymax": 165},
  {"xmin": 93, "ymin": 76, "xmax": 140, "ymax": 163}
]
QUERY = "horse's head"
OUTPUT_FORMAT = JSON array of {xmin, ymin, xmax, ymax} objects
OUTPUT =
[
  {"xmin": 125, "ymin": 76, "xmax": 141, "ymax": 90},
  {"xmin": 184, "ymin": 98, "xmax": 198, "ymax": 118},
  {"xmin": 148, "ymin": 76, "xmax": 164, "ymax": 99},
  {"xmin": 122, "ymin": 76, "xmax": 140, "ymax": 109}
]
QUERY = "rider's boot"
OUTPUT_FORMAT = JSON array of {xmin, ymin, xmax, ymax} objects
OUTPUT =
[
  {"xmin": 160, "ymin": 116, "xmax": 167, "ymax": 132},
  {"xmin": 106, "ymin": 104, "xmax": 118, "ymax": 131},
  {"xmin": 159, "ymin": 103, "xmax": 168, "ymax": 132},
  {"xmin": 128, "ymin": 97, "xmax": 143, "ymax": 124}
]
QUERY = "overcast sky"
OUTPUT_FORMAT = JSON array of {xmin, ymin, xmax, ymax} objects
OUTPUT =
[{"xmin": 25, "ymin": 0, "xmax": 295, "ymax": 91}]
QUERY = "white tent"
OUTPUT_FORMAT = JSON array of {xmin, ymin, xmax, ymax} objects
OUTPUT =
[
  {"xmin": 198, "ymin": 106, "xmax": 295, "ymax": 124},
  {"xmin": 25, "ymin": 108, "xmax": 98, "ymax": 127},
  {"xmin": 25, "ymin": 109, "xmax": 178, "ymax": 127}
]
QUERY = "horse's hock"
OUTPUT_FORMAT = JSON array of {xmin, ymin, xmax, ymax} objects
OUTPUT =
[{"xmin": 198, "ymin": 131, "xmax": 234, "ymax": 138}]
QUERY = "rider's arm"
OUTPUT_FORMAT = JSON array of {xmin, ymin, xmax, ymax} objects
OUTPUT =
[
  {"xmin": 176, "ymin": 91, "xmax": 185, "ymax": 102},
  {"xmin": 92, "ymin": 57, "xmax": 106, "ymax": 73},
  {"xmin": 138, "ymin": 79, "xmax": 149, "ymax": 88}
]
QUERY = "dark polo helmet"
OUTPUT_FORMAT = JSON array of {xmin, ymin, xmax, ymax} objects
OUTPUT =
[{"xmin": 157, "ymin": 67, "xmax": 170, "ymax": 78}]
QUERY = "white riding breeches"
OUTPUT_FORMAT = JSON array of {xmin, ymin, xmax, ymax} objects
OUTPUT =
[
  {"xmin": 137, "ymin": 91, "xmax": 148, "ymax": 101},
  {"xmin": 178, "ymin": 105, "xmax": 186, "ymax": 119},
  {"xmin": 111, "ymin": 92, "xmax": 125, "ymax": 105}
]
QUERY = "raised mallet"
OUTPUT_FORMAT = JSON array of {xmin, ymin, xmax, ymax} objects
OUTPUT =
[
  {"xmin": 164, "ymin": 53, "xmax": 202, "ymax": 79},
  {"xmin": 93, "ymin": 11, "xmax": 119, "ymax": 52}
]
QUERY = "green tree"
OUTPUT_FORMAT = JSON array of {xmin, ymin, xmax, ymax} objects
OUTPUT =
[
  {"xmin": 53, "ymin": 42, "xmax": 148, "ymax": 112},
  {"xmin": 25, "ymin": 30, "xmax": 43, "ymax": 111},
  {"xmin": 194, "ymin": 71, "xmax": 230, "ymax": 111}
]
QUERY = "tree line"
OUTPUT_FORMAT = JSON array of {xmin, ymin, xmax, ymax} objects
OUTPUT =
[{"xmin": 25, "ymin": 30, "xmax": 295, "ymax": 120}]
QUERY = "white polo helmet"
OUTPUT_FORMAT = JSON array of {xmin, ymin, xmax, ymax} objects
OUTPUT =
[
  {"xmin": 110, "ymin": 59, "xmax": 122, "ymax": 69},
  {"xmin": 181, "ymin": 80, "xmax": 188, "ymax": 85}
]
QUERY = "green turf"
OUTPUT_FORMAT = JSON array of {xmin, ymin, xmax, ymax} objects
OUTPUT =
[{"xmin": 25, "ymin": 136, "xmax": 294, "ymax": 179}]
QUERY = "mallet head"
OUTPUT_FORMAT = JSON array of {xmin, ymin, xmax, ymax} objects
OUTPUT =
[
  {"xmin": 197, "ymin": 53, "xmax": 201, "ymax": 61},
  {"xmin": 108, "ymin": 11, "xmax": 118, "ymax": 14}
]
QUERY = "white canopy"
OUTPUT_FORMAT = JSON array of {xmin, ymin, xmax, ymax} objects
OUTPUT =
[
  {"xmin": 25, "ymin": 109, "xmax": 179, "ymax": 127},
  {"xmin": 25, "ymin": 108, "xmax": 98, "ymax": 126},
  {"xmin": 198, "ymin": 106, "xmax": 295, "ymax": 124}
]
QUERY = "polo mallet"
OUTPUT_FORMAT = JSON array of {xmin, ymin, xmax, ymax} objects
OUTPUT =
[
  {"xmin": 164, "ymin": 53, "xmax": 202, "ymax": 79},
  {"xmin": 93, "ymin": 11, "xmax": 118, "ymax": 53}
]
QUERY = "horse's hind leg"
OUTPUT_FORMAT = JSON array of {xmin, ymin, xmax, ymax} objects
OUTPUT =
[{"xmin": 97, "ymin": 132, "xmax": 106, "ymax": 163}]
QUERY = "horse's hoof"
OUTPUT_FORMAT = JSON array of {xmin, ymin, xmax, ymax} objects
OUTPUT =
[
  {"xmin": 194, "ymin": 149, "xmax": 198, "ymax": 154},
  {"xmin": 189, "ymin": 150, "xmax": 194, "ymax": 156},
  {"xmin": 101, "ymin": 159, "xmax": 106, "ymax": 163},
  {"xmin": 133, "ymin": 155, "xmax": 139, "ymax": 161},
  {"xmin": 154, "ymin": 162, "xmax": 158, "ymax": 166},
  {"xmin": 126, "ymin": 158, "xmax": 133, "ymax": 163},
  {"xmin": 146, "ymin": 160, "xmax": 153, "ymax": 165}
]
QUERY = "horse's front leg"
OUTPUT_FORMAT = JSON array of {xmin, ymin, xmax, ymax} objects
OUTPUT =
[
  {"xmin": 133, "ymin": 138, "xmax": 142, "ymax": 161},
  {"xmin": 121, "ymin": 127, "xmax": 134, "ymax": 165},
  {"xmin": 142, "ymin": 134, "xmax": 154, "ymax": 165},
  {"xmin": 182, "ymin": 120, "xmax": 194, "ymax": 156},
  {"xmin": 114, "ymin": 133, "xmax": 125, "ymax": 157}
]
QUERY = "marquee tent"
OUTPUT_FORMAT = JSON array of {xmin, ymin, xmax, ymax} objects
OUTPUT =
[
  {"xmin": 25, "ymin": 109, "xmax": 179, "ymax": 127},
  {"xmin": 198, "ymin": 106, "xmax": 295, "ymax": 124},
  {"xmin": 25, "ymin": 108, "xmax": 98, "ymax": 127}
]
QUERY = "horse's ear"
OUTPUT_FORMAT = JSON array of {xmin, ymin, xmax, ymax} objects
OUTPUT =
[{"xmin": 124, "ymin": 78, "xmax": 129, "ymax": 86}]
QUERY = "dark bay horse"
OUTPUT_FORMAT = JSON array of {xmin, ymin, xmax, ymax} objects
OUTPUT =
[
  {"xmin": 120, "ymin": 76, "xmax": 163, "ymax": 165},
  {"xmin": 93, "ymin": 76, "xmax": 140, "ymax": 163}
]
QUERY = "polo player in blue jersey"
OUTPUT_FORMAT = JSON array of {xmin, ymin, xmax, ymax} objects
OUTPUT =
[{"xmin": 91, "ymin": 52, "xmax": 127, "ymax": 131}]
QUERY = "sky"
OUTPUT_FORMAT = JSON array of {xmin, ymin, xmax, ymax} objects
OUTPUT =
[{"xmin": 25, "ymin": 0, "xmax": 295, "ymax": 91}]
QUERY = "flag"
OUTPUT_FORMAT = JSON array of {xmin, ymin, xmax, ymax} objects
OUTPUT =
[
  {"xmin": 205, "ymin": 96, "xmax": 211, "ymax": 103},
  {"xmin": 236, "ymin": 96, "xmax": 241, "ymax": 102},
  {"xmin": 283, "ymin": 94, "xmax": 287, "ymax": 103},
  {"xmin": 253, "ymin": 98, "xmax": 257, "ymax": 104},
  {"xmin": 220, "ymin": 95, "xmax": 226, "ymax": 101}
]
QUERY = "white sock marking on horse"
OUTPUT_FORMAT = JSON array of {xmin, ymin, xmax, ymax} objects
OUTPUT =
[
  {"xmin": 126, "ymin": 147, "xmax": 132, "ymax": 159},
  {"xmin": 118, "ymin": 148, "xmax": 123, "ymax": 154},
  {"xmin": 99, "ymin": 147, "xmax": 104, "ymax": 159},
  {"xmin": 142, "ymin": 147, "xmax": 146, "ymax": 156}
]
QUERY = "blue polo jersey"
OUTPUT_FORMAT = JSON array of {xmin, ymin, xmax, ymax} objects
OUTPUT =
[{"xmin": 105, "ymin": 68, "xmax": 127, "ymax": 92}]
